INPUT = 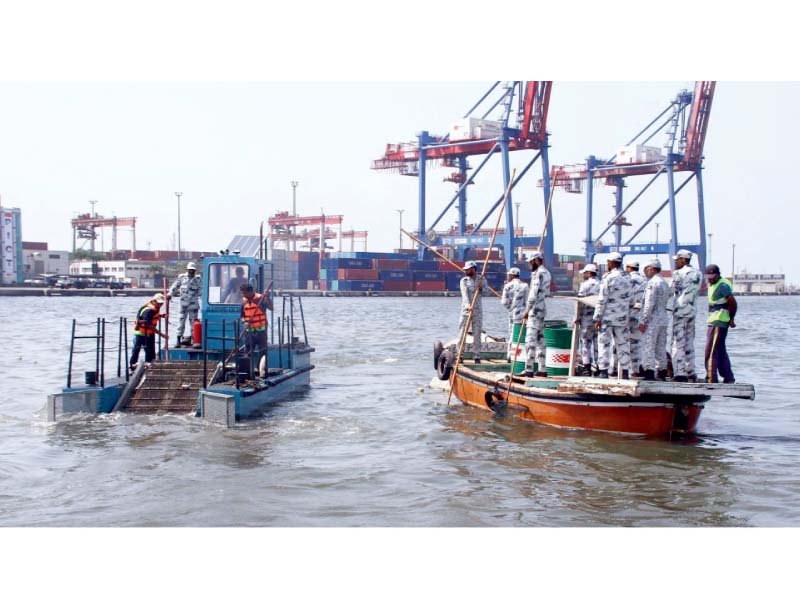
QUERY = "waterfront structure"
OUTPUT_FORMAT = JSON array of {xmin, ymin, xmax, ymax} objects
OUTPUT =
[
  {"xmin": 22, "ymin": 242, "xmax": 70, "ymax": 276},
  {"xmin": 732, "ymin": 272, "xmax": 785, "ymax": 294},
  {"xmin": 0, "ymin": 207, "xmax": 23, "ymax": 284}
]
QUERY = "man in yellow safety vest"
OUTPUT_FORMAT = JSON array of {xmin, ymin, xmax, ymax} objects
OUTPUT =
[{"xmin": 704, "ymin": 264, "xmax": 738, "ymax": 384}]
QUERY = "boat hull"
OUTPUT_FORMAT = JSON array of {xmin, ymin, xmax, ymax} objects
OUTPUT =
[{"xmin": 451, "ymin": 369, "xmax": 704, "ymax": 437}]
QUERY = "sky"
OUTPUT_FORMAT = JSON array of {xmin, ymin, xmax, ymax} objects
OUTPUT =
[{"xmin": 0, "ymin": 81, "xmax": 796, "ymax": 282}]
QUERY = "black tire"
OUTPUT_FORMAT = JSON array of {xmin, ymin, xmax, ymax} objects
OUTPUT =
[
  {"xmin": 485, "ymin": 389, "xmax": 508, "ymax": 412},
  {"xmin": 437, "ymin": 350, "xmax": 453, "ymax": 381},
  {"xmin": 433, "ymin": 340, "xmax": 444, "ymax": 370}
]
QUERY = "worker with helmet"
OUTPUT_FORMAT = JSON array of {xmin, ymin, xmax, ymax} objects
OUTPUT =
[
  {"xmin": 458, "ymin": 261, "xmax": 486, "ymax": 363},
  {"xmin": 670, "ymin": 249, "xmax": 703, "ymax": 382},
  {"xmin": 625, "ymin": 258, "xmax": 647, "ymax": 376},
  {"xmin": 168, "ymin": 260, "xmax": 203, "ymax": 347},
  {"xmin": 638, "ymin": 258, "xmax": 670, "ymax": 380},
  {"xmin": 593, "ymin": 252, "xmax": 633, "ymax": 379},
  {"xmin": 522, "ymin": 250, "xmax": 552, "ymax": 377},
  {"xmin": 501, "ymin": 266, "xmax": 529, "ymax": 358},
  {"xmin": 576, "ymin": 263, "xmax": 600, "ymax": 375},
  {"xmin": 130, "ymin": 293, "xmax": 166, "ymax": 370}
]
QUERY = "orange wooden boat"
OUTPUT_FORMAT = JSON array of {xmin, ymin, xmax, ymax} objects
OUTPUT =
[{"xmin": 433, "ymin": 333, "xmax": 755, "ymax": 437}]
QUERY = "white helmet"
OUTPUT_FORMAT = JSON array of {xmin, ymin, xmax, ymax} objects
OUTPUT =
[
  {"xmin": 463, "ymin": 261, "xmax": 478, "ymax": 270},
  {"xmin": 153, "ymin": 292, "xmax": 166, "ymax": 304},
  {"xmin": 581, "ymin": 263, "xmax": 598, "ymax": 274},
  {"xmin": 528, "ymin": 251, "xmax": 543, "ymax": 262},
  {"xmin": 186, "ymin": 261, "xmax": 198, "ymax": 270},
  {"xmin": 646, "ymin": 258, "xmax": 661, "ymax": 269},
  {"xmin": 507, "ymin": 267, "xmax": 521, "ymax": 276},
  {"xmin": 607, "ymin": 251, "xmax": 623, "ymax": 263}
]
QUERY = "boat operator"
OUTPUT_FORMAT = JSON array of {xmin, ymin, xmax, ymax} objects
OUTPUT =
[
  {"xmin": 224, "ymin": 266, "xmax": 249, "ymax": 303},
  {"xmin": 704, "ymin": 263, "xmax": 737, "ymax": 384},
  {"xmin": 575, "ymin": 263, "xmax": 599, "ymax": 376},
  {"xmin": 129, "ymin": 292, "xmax": 166, "ymax": 371},
  {"xmin": 458, "ymin": 261, "xmax": 485, "ymax": 364},
  {"xmin": 522, "ymin": 251, "xmax": 551, "ymax": 378},
  {"xmin": 167, "ymin": 261, "xmax": 202, "ymax": 347},
  {"xmin": 501, "ymin": 267, "xmax": 528, "ymax": 359},
  {"xmin": 241, "ymin": 284, "xmax": 273, "ymax": 353},
  {"xmin": 593, "ymin": 252, "xmax": 633, "ymax": 379}
]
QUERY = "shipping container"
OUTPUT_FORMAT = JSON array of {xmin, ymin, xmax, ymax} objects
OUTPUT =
[
  {"xmin": 376, "ymin": 259, "xmax": 411, "ymax": 270},
  {"xmin": 382, "ymin": 281, "xmax": 414, "ymax": 292},
  {"xmin": 413, "ymin": 271, "xmax": 445, "ymax": 281},
  {"xmin": 378, "ymin": 270, "xmax": 412, "ymax": 281},
  {"xmin": 410, "ymin": 260, "xmax": 439, "ymax": 271},
  {"xmin": 333, "ymin": 280, "xmax": 384, "ymax": 292},
  {"xmin": 445, "ymin": 272, "xmax": 464, "ymax": 291},
  {"xmin": 415, "ymin": 281, "xmax": 446, "ymax": 292},
  {"xmin": 337, "ymin": 268, "xmax": 378, "ymax": 280},
  {"xmin": 436, "ymin": 260, "xmax": 463, "ymax": 272},
  {"xmin": 322, "ymin": 258, "xmax": 374, "ymax": 270}
]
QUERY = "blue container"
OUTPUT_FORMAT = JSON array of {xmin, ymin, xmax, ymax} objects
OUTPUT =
[
  {"xmin": 334, "ymin": 280, "xmax": 384, "ymax": 292},
  {"xmin": 413, "ymin": 271, "xmax": 445, "ymax": 281},
  {"xmin": 445, "ymin": 272, "xmax": 463, "ymax": 291},
  {"xmin": 410, "ymin": 260, "xmax": 439, "ymax": 271},
  {"xmin": 379, "ymin": 270, "xmax": 412, "ymax": 281},
  {"xmin": 322, "ymin": 258, "xmax": 374, "ymax": 270}
]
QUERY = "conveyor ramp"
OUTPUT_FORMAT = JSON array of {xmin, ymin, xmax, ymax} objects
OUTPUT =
[{"xmin": 126, "ymin": 361, "xmax": 205, "ymax": 413}]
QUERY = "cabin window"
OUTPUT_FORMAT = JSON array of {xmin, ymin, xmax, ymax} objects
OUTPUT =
[{"xmin": 208, "ymin": 263, "xmax": 251, "ymax": 304}]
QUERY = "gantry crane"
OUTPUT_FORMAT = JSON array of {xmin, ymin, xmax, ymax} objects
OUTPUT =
[
  {"xmin": 71, "ymin": 213, "xmax": 137, "ymax": 255},
  {"xmin": 546, "ymin": 81, "xmax": 716, "ymax": 268},
  {"xmin": 372, "ymin": 81, "xmax": 554, "ymax": 269}
]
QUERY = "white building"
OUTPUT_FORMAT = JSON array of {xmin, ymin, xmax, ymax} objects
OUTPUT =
[
  {"xmin": 22, "ymin": 247, "xmax": 70, "ymax": 276},
  {"xmin": 69, "ymin": 259, "xmax": 161, "ymax": 287},
  {"xmin": 732, "ymin": 273, "xmax": 786, "ymax": 294}
]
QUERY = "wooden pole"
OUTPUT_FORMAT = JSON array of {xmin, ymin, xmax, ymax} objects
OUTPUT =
[
  {"xmin": 401, "ymin": 228, "xmax": 502, "ymax": 298},
  {"xmin": 448, "ymin": 169, "xmax": 517, "ymax": 405}
]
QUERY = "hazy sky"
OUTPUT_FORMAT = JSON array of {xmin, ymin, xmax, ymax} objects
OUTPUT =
[{"xmin": 0, "ymin": 82, "xmax": 795, "ymax": 281}]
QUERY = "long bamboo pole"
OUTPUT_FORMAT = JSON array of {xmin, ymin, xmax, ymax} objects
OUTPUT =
[
  {"xmin": 400, "ymin": 228, "xmax": 502, "ymax": 298},
  {"xmin": 448, "ymin": 168, "xmax": 517, "ymax": 405}
]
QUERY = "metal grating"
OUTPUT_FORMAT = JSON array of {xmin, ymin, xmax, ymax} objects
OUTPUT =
[
  {"xmin": 201, "ymin": 391, "xmax": 236, "ymax": 427},
  {"xmin": 46, "ymin": 391, "xmax": 98, "ymax": 422}
]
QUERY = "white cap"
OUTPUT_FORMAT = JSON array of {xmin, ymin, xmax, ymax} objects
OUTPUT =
[
  {"xmin": 581, "ymin": 263, "xmax": 598, "ymax": 274},
  {"xmin": 153, "ymin": 292, "xmax": 166, "ymax": 303},
  {"xmin": 464, "ymin": 261, "xmax": 478, "ymax": 270},
  {"xmin": 645, "ymin": 259, "xmax": 661, "ymax": 269},
  {"xmin": 673, "ymin": 249, "xmax": 693, "ymax": 260},
  {"xmin": 625, "ymin": 258, "xmax": 640, "ymax": 268},
  {"xmin": 186, "ymin": 261, "xmax": 197, "ymax": 270},
  {"xmin": 607, "ymin": 251, "xmax": 623, "ymax": 263},
  {"xmin": 507, "ymin": 267, "xmax": 521, "ymax": 276},
  {"xmin": 528, "ymin": 251, "xmax": 543, "ymax": 262}
]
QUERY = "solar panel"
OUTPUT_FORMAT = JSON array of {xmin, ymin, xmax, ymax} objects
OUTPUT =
[{"xmin": 226, "ymin": 235, "xmax": 261, "ymax": 257}]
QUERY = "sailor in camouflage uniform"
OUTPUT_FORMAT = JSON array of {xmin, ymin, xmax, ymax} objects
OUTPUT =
[
  {"xmin": 576, "ymin": 263, "xmax": 600, "ymax": 374},
  {"xmin": 592, "ymin": 252, "xmax": 632, "ymax": 379},
  {"xmin": 625, "ymin": 258, "xmax": 647, "ymax": 376},
  {"xmin": 670, "ymin": 249, "xmax": 703, "ymax": 382},
  {"xmin": 458, "ymin": 261, "xmax": 485, "ymax": 363},
  {"xmin": 501, "ymin": 267, "xmax": 529, "ymax": 358},
  {"xmin": 168, "ymin": 261, "xmax": 203, "ymax": 346},
  {"xmin": 638, "ymin": 258, "xmax": 670, "ymax": 381},
  {"xmin": 522, "ymin": 251, "xmax": 552, "ymax": 377}
]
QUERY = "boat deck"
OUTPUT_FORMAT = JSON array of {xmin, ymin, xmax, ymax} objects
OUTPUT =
[{"xmin": 449, "ymin": 358, "xmax": 756, "ymax": 401}]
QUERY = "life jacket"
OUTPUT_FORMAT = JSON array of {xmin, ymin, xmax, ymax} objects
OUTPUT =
[
  {"xmin": 243, "ymin": 293, "xmax": 267, "ymax": 331},
  {"xmin": 134, "ymin": 301, "xmax": 160, "ymax": 336},
  {"xmin": 707, "ymin": 277, "xmax": 733, "ymax": 326}
]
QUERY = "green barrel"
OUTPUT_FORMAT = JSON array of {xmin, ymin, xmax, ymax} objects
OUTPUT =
[
  {"xmin": 544, "ymin": 325, "xmax": 573, "ymax": 376},
  {"xmin": 510, "ymin": 322, "xmax": 529, "ymax": 374}
]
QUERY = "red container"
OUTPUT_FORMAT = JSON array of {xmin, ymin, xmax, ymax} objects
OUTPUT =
[
  {"xmin": 436, "ymin": 260, "xmax": 462, "ymax": 272},
  {"xmin": 320, "ymin": 280, "xmax": 328, "ymax": 291},
  {"xmin": 376, "ymin": 259, "xmax": 411, "ymax": 270},
  {"xmin": 337, "ymin": 269, "xmax": 378, "ymax": 280},
  {"xmin": 382, "ymin": 281, "xmax": 414, "ymax": 292},
  {"xmin": 415, "ymin": 281, "xmax": 446, "ymax": 292}
]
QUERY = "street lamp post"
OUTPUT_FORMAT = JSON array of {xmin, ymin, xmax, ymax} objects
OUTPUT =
[
  {"xmin": 175, "ymin": 192, "xmax": 183, "ymax": 260},
  {"xmin": 732, "ymin": 243, "xmax": 736, "ymax": 279},
  {"xmin": 396, "ymin": 209, "xmax": 405, "ymax": 250},
  {"xmin": 708, "ymin": 232, "xmax": 713, "ymax": 264},
  {"xmin": 291, "ymin": 181, "xmax": 299, "ymax": 251}
]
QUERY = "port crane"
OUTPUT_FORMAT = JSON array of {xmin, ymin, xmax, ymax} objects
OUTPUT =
[
  {"xmin": 372, "ymin": 81, "xmax": 554, "ymax": 269},
  {"xmin": 546, "ymin": 81, "xmax": 715, "ymax": 268}
]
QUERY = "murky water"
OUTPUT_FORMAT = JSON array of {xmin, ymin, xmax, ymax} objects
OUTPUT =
[{"xmin": 0, "ymin": 295, "xmax": 798, "ymax": 526}]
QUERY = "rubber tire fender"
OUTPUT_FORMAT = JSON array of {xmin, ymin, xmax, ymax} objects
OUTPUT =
[
  {"xmin": 433, "ymin": 340, "xmax": 444, "ymax": 370},
  {"xmin": 437, "ymin": 350, "xmax": 454, "ymax": 381}
]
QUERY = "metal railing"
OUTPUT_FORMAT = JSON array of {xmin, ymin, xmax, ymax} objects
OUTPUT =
[{"xmin": 66, "ymin": 317, "xmax": 131, "ymax": 388}]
